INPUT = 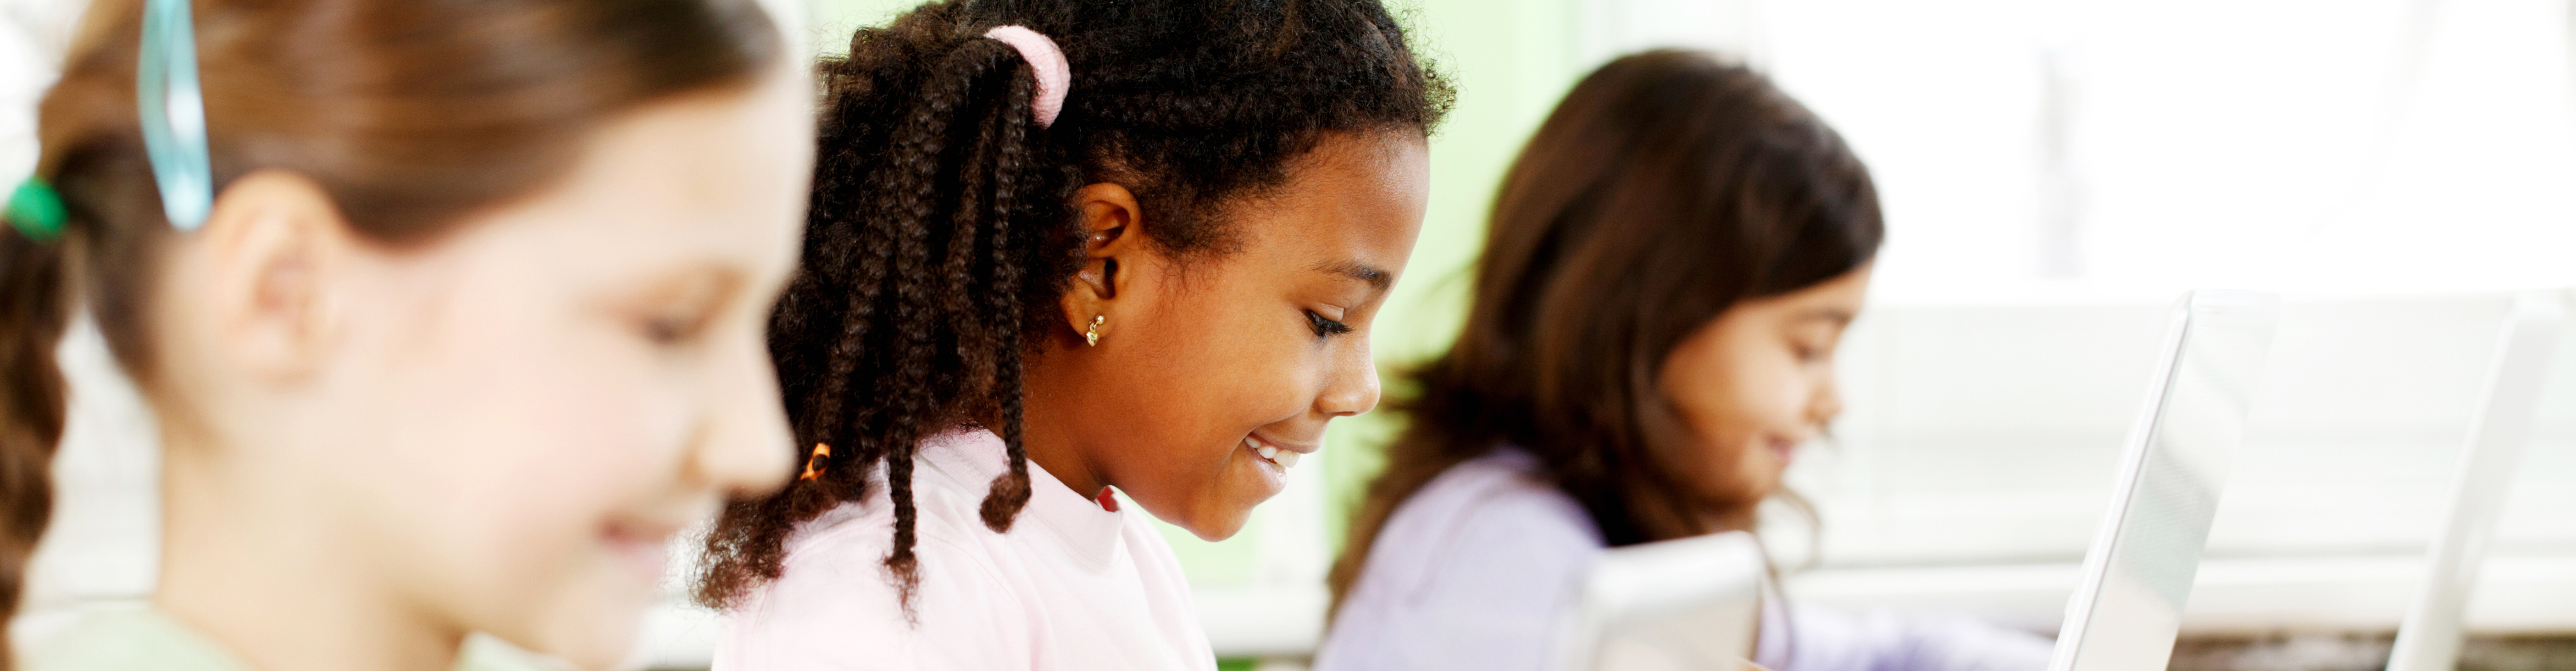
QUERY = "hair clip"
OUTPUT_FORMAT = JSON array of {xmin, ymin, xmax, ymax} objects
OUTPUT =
[
  {"xmin": 6, "ymin": 178, "xmax": 67, "ymax": 242},
  {"xmin": 982, "ymin": 25, "xmax": 1070, "ymax": 128},
  {"xmin": 137, "ymin": 0, "xmax": 213, "ymax": 231},
  {"xmin": 799, "ymin": 443, "xmax": 833, "ymax": 482}
]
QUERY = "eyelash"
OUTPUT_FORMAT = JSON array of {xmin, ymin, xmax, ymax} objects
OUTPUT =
[
  {"xmin": 1793, "ymin": 338, "xmax": 1834, "ymax": 364},
  {"xmin": 641, "ymin": 311, "xmax": 709, "ymax": 346},
  {"xmin": 1306, "ymin": 311, "xmax": 1353, "ymax": 338}
]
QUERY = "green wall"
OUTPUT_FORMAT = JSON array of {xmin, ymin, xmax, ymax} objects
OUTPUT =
[
  {"xmin": 1310, "ymin": 0, "xmax": 1584, "ymax": 549},
  {"xmin": 799, "ymin": 0, "xmax": 1590, "ymax": 585}
]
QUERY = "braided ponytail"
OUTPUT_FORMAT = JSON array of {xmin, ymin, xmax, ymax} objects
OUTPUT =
[
  {"xmin": 0, "ymin": 221, "xmax": 70, "ymax": 670},
  {"xmin": 695, "ymin": 22, "xmax": 1070, "ymax": 614}
]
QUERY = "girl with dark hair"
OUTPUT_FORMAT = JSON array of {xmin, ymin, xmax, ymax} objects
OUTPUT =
[
  {"xmin": 689, "ymin": 0, "xmax": 1449, "ymax": 669},
  {"xmin": 1317, "ymin": 50, "xmax": 2054, "ymax": 671},
  {"xmin": 1, "ymin": 0, "xmax": 805, "ymax": 669}
]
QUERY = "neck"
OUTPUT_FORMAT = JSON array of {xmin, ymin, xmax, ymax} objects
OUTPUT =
[
  {"xmin": 157, "ymin": 433, "xmax": 461, "ymax": 671},
  {"xmin": 1013, "ymin": 342, "xmax": 1105, "ymax": 497}
]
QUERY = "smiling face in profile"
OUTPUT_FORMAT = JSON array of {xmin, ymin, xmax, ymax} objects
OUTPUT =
[
  {"xmin": 150, "ymin": 66, "xmax": 811, "ymax": 669},
  {"xmin": 1657, "ymin": 266, "xmax": 1870, "ymax": 521},
  {"xmin": 1025, "ymin": 131, "xmax": 1430, "ymax": 540},
  {"xmin": 357, "ymin": 74, "xmax": 811, "ymax": 665}
]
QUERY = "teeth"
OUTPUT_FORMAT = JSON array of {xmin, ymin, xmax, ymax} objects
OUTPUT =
[{"xmin": 1246, "ymin": 437, "xmax": 1304, "ymax": 471}]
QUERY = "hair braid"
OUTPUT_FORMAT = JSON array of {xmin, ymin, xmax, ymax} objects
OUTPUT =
[
  {"xmin": 0, "ymin": 228, "xmax": 70, "ymax": 669},
  {"xmin": 865, "ymin": 45, "xmax": 999, "ymax": 614},
  {"xmin": 977, "ymin": 70, "xmax": 1036, "ymax": 532}
]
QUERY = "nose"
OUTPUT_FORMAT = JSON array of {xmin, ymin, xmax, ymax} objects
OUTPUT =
[
  {"xmin": 1315, "ymin": 338, "xmax": 1382, "ymax": 418},
  {"xmin": 1809, "ymin": 369, "xmax": 1845, "ymax": 430},
  {"xmin": 690, "ymin": 330, "xmax": 797, "ymax": 499}
]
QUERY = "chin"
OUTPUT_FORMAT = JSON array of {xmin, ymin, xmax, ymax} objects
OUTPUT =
[
  {"xmin": 521, "ymin": 613, "xmax": 645, "ymax": 671},
  {"xmin": 507, "ymin": 580, "xmax": 657, "ymax": 670},
  {"xmin": 1174, "ymin": 504, "xmax": 1256, "ymax": 542}
]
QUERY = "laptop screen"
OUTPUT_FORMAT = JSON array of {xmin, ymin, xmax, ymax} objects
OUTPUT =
[{"xmin": 2049, "ymin": 290, "xmax": 2281, "ymax": 671}]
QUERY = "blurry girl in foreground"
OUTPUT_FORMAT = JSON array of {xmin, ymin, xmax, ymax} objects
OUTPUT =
[
  {"xmin": 0, "ymin": 1, "xmax": 805, "ymax": 669},
  {"xmin": 1319, "ymin": 50, "xmax": 2054, "ymax": 671}
]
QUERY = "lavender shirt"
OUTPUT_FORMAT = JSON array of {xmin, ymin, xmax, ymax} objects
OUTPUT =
[{"xmin": 1316, "ymin": 449, "xmax": 2054, "ymax": 671}]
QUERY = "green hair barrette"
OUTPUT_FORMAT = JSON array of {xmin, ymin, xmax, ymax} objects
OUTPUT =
[{"xmin": 6, "ymin": 178, "xmax": 67, "ymax": 242}]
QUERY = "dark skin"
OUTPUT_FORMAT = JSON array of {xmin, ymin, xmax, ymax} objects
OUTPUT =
[{"xmin": 1017, "ymin": 131, "xmax": 1430, "ymax": 540}]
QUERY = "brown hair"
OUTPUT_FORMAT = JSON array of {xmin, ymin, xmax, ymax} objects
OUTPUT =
[
  {"xmin": 1327, "ymin": 50, "xmax": 1882, "ymax": 614},
  {"xmin": 0, "ymin": 0, "xmax": 780, "ymax": 665},
  {"xmin": 692, "ymin": 0, "xmax": 1450, "ymax": 616}
]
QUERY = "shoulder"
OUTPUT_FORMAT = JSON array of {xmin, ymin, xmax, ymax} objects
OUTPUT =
[
  {"xmin": 23, "ymin": 607, "xmax": 250, "ymax": 671},
  {"xmin": 1381, "ymin": 449, "xmax": 1604, "ymax": 579},
  {"xmin": 1318, "ymin": 450, "xmax": 1602, "ymax": 671},
  {"xmin": 719, "ymin": 484, "xmax": 1033, "ymax": 670}
]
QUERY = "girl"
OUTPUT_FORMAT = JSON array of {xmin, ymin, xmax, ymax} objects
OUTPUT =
[
  {"xmin": 1317, "ymin": 50, "xmax": 2056, "ymax": 671},
  {"xmin": 691, "ymin": 0, "xmax": 1448, "ymax": 668},
  {"xmin": 1, "ymin": 0, "xmax": 806, "ymax": 669}
]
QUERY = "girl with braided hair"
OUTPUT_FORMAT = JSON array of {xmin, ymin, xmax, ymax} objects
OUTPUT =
[
  {"xmin": 0, "ymin": 0, "xmax": 805, "ymax": 669},
  {"xmin": 692, "ymin": 0, "xmax": 1449, "ymax": 668}
]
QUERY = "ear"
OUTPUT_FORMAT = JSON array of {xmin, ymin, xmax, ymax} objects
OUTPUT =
[
  {"xmin": 192, "ymin": 170, "xmax": 360, "ymax": 384},
  {"xmin": 1059, "ymin": 182, "xmax": 1148, "ymax": 339}
]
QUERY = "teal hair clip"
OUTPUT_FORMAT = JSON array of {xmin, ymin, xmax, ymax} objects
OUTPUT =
[
  {"xmin": 6, "ymin": 178, "xmax": 67, "ymax": 242},
  {"xmin": 138, "ymin": 0, "xmax": 211, "ymax": 231}
]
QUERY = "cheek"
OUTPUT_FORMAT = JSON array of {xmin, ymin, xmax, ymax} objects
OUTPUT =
[
  {"xmin": 1661, "ymin": 336, "xmax": 1804, "ymax": 488},
  {"xmin": 1730, "ymin": 357, "xmax": 1813, "ymax": 434},
  {"xmin": 370, "ymin": 291, "xmax": 686, "ymax": 644},
  {"xmin": 1664, "ymin": 347, "xmax": 1748, "ymax": 451},
  {"xmin": 1133, "ymin": 295, "xmax": 1315, "ymax": 437}
]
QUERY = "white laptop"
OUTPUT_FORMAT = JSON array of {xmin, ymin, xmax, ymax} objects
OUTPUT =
[
  {"xmin": 2047, "ymin": 289, "xmax": 2281, "ymax": 671},
  {"xmin": 1553, "ymin": 531, "xmax": 1765, "ymax": 671},
  {"xmin": 2383, "ymin": 291, "xmax": 2566, "ymax": 671}
]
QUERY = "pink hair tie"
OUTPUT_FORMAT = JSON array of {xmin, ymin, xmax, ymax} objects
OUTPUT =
[{"xmin": 982, "ymin": 25, "xmax": 1071, "ymax": 128}]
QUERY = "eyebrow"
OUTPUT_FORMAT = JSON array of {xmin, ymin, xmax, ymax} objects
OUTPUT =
[
  {"xmin": 1804, "ymin": 307, "xmax": 1858, "ymax": 326},
  {"xmin": 1316, "ymin": 260, "xmax": 1393, "ymax": 291}
]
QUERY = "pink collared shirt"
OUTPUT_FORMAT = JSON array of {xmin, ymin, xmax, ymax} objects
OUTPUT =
[{"xmin": 717, "ymin": 430, "xmax": 1215, "ymax": 671}]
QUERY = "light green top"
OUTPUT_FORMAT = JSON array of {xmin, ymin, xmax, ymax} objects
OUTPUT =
[{"xmin": 24, "ymin": 607, "xmax": 557, "ymax": 671}]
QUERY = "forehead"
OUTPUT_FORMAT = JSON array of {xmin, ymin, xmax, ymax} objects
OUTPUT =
[
  {"xmin": 460, "ymin": 70, "xmax": 814, "ymax": 273},
  {"xmin": 1744, "ymin": 266, "xmax": 1873, "ymax": 323},
  {"xmin": 1222, "ymin": 132, "xmax": 1429, "ymax": 270}
]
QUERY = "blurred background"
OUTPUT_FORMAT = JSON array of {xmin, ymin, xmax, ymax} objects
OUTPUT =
[{"xmin": 10, "ymin": 0, "xmax": 2576, "ymax": 670}]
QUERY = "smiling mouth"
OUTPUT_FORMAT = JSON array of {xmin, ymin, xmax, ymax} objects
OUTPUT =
[{"xmin": 1245, "ymin": 434, "xmax": 1304, "ymax": 471}]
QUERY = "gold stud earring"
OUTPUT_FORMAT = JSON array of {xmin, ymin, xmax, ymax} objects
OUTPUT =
[{"xmin": 1084, "ymin": 315, "xmax": 1105, "ymax": 346}]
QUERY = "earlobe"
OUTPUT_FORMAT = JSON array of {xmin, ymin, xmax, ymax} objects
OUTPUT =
[
  {"xmin": 194, "ymin": 170, "xmax": 355, "ymax": 383},
  {"xmin": 1059, "ymin": 257, "xmax": 1115, "ymax": 343}
]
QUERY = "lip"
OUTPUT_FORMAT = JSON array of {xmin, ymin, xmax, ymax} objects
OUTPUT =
[
  {"xmin": 602, "ymin": 518, "xmax": 682, "ymax": 580},
  {"xmin": 1241, "ymin": 438, "xmax": 1291, "ymax": 494},
  {"xmin": 1767, "ymin": 438, "xmax": 1797, "ymax": 466},
  {"xmin": 1246, "ymin": 430, "xmax": 1321, "ymax": 455}
]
